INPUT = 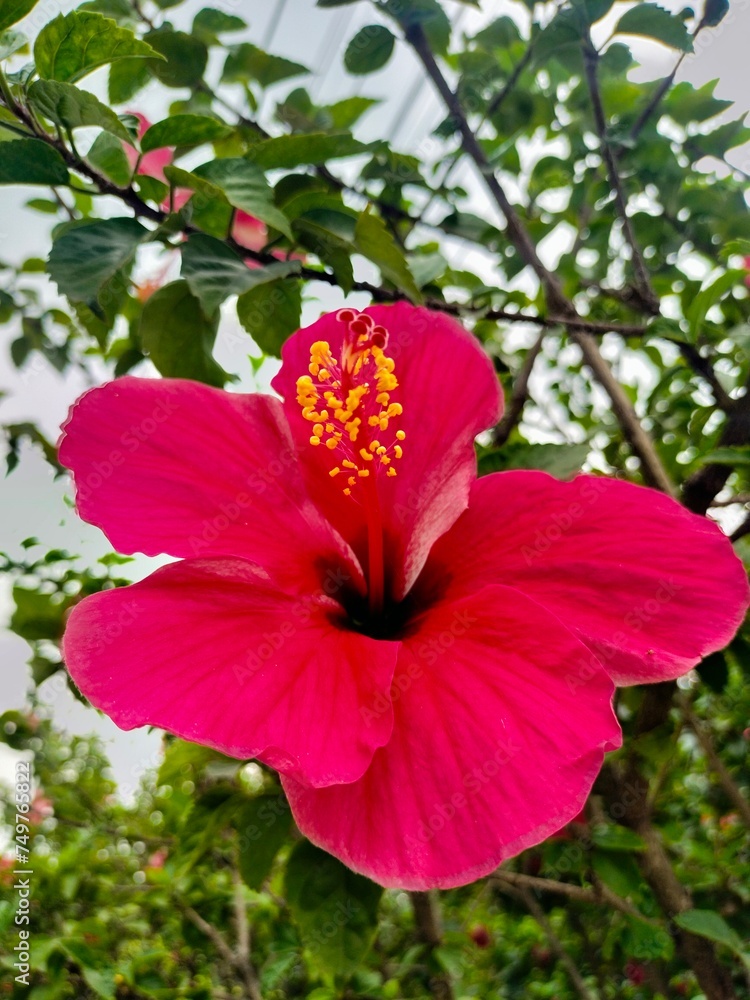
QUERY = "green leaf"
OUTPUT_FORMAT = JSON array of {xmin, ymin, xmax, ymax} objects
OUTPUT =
[
  {"xmin": 193, "ymin": 158, "xmax": 293, "ymax": 240},
  {"xmin": 181, "ymin": 233, "xmax": 298, "ymax": 315},
  {"xmin": 78, "ymin": 0, "xmax": 134, "ymax": 20},
  {"xmin": 292, "ymin": 207, "xmax": 356, "ymax": 292},
  {"xmin": 86, "ymin": 131, "xmax": 132, "ymax": 186},
  {"xmin": 622, "ymin": 917, "xmax": 674, "ymax": 961},
  {"xmin": 407, "ymin": 251, "xmax": 448, "ymax": 288},
  {"xmin": 615, "ymin": 3, "xmax": 693, "ymax": 52},
  {"xmin": 108, "ymin": 56, "xmax": 151, "ymax": 104},
  {"xmin": 702, "ymin": 0, "xmax": 730, "ymax": 26},
  {"xmin": 35, "ymin": 11, "xmax": 164, "ymax": 83},
  {"xmin": 354, "ymin": 211, "xmax": 420, "ymax": 300},
  {"xmin": 317, "ymin": 0, "xmax": 362, "ymax": 5},
  {"xmin": 234, "ymin": 794, "xmax": 292, "ymax": 890},
  {"xmin": 382, "ymin": 0, "xmax": 451, "ymax": 55},
  {"xmin": 344, "ymin": 25, "xmax": 395, "ymax": 75},
  {"xmin": 591, "ymin": 825, "xmax": 646, "ymax": 853},
  {"xmin": 285, "ymin": 840, "xmax": 383, "ymax": 977},
  {"xmin": 673, "ymin": 910, "xmax": 747, "ymax": 961},
  {"xmin": 222, "ymin": 42, "xmax": 309, "ymax": 87},
  {"xmin": 0, "ymin": 28, "xmax": 27, "ymax": 59},
  {"xmin": 699, "ymin": 446, "xmax": 750, "ymax": 467},
  {"xmin": 0, "ymin": 0, "xmax": 39, "ymax": 33},
  {"xmin": 246, "ymin": 131, "xmax": 371, "ymax": 170},
  {"xmin": 145, "ymin": 28, "xmax": 208, "ymax": 88},
  {"xmin": 47, "ymin": 218, "xmax": 146, "ymax": 302},
  {"xmin": 139, "ymin": 279, "xmax": 227, "ymax": 386},
  {"xmin": 10, "ymin": 585, "xmax": 71, "ymax": 642},
  {"xmin": 192, "ymin": 7, "xmax": 246, "ymax": 41},
  {"xmin": 237, "ymin": 278, "xmax": 302, "ymax": 357},
  {"xmin": 592, "ymin": 852, "xmax": 643, "ymax": 899},
  {"xmin": 141, "ymin": 114, "xmax": 232, "ymax": 152},
  {"xmin": 0, "ymin": 138, "xmax": 69, "ymax": 184},
  {"xmin": 685, "ymin": 269, "xmax": 744, "ymax": 340},
  {"xmin": 163, "ymin": 163, "xmax": 232, "ymax": 237},
  {"xmin": 479, "ymin": 442, "xmax": 589, "ymax": 479},
  {"xmin": 28, "ymin": 80, "xmax": 132, "ymax": 143},
  {"xmin": 327, "ymin": 96, "xmax": 380, "ymax": 129}
]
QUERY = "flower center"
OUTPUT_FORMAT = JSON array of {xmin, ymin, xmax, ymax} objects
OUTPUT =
[{"xmin": 295, "ymin": 309, "xmax": 405, "ymax": 616}]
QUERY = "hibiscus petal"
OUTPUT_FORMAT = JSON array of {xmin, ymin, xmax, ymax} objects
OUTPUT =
[
  {"xmin": 63, "ymin": 558, "xmax": 398, "ymax": 787},
  {"xmin": 272, "ymin": 303, "xmax": 502, "ymax": 600},
  {"xmin": 58, "ymin": 377, "xmax": 363, "ymax": 595},
  {"xmin": 283, "ymin": 584, "xmax": 620, "ymax": 890},
  {"xmin": 426, "ymin": 472, "xmax": 749, "ymax": 685}
]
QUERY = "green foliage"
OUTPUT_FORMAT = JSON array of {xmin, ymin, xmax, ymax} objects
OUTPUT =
[
  {"xmin": 34, "ymin": 11, "xmax": 163, "ymax": 83},
  {"xmin": 237, "ymin": 277, "xmax": 302, "ymax": 357},
  {"xmin": 28, "ymin": 80, "xmax": 133, "ymax": 143},
  {"xmin": 140, "ymin": 113, "xmax": 232, "ymax": 151},
  {"xmin": 144, "ymin": 27, "xmax": 208, "ymax": 88},
  {"xmin": 0, "ymin": 0, "xmax": 39, "ymax": 33},
  {"xmin": 285, "ymin": 840, "xmax": 383, "ymax": 977},
  {"xmin": 246, "ymin": 131, "xmax": 372, "ymax": 169},
  {"xmin": 1, "ymin": 0, "xmax": 750, "ymax": 995},
  {"xmin": 0, "ymin": 138, "xmax": 68, "ymax": 184},
  {"xmin": 47, "ymin": 218, "xmax": 146, "ymax": 304},
  {"xmin": 344, "ymin": 25, "xmax": 396, "ymax": 75},
  {"xmin": 614, "ymin": 3, "xmax": 694, "ymax": 52},
  {"xmin": 222, "ymin": 42, "xmax": 309, "ymax": 87},
  {"xmin": 181, "ymin": 233, "xmax": 297, "ymax": 314},
  {"xmin": 354, "ymin": 210, "xmax": 420, "ymax": 300},
  {"xmin": 139, "ymin": 279, "xmax": 227, "ymax": 386}
]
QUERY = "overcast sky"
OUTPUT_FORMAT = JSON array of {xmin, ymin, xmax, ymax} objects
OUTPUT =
[{"xmin": 1, "ymin": 0, "xmax": 748, "ymax": 793}]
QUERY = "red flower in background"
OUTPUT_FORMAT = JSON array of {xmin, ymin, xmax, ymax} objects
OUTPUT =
[
  {"xmin": 125, "ymin": 113, "xmax": 292, "ymax": 266},
  {"xmin": 59, "ymin": 304, "xmax": 748, "ymax": 889}
]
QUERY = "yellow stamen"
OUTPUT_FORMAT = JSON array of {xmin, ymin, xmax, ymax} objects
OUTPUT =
[{"xmin": 295, "ymin": 315, "xmax": 404, "ymax": 497}]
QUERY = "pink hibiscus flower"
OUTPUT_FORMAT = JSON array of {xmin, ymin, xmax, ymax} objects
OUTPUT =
[
  {"xmin": 124, "ymin": 113, "xmax": 280, "ymax": 261},
  {"xmin": 58, "ymin": 304, "xmax": 748, "ymax": 889}
]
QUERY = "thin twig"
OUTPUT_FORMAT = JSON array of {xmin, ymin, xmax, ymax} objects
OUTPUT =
[
  {"xmin": 512, "ymin": 886, "xmax": 596, "ymax": 1000},
  {"xmin": 182, "ymin": 903, "xmax": 262, "ymax": 1000},
  {"xmin": 678, "ymin": 344, "xmax": 734, "ymax": 411},
  {"xmin": 492, "ymin": 869, "xmax": 660, "ymax": 925},
  {"xmin": 582, "ymin": 42, "xmax": 659, "ymax": 312},
  {"xmin": 679, "ymin": 696, "xmax": 750, "ymax": 829},
  {"xmin": 406, "ymin": 24, "xmax": 675, "ymax": 495},
  {"xmin": 570, "ymin": 330, "xmax": 676, "ymax": 494},
  {"xmin": 492, "ymin": 331, "xmax": 545, "ymax": 446}
]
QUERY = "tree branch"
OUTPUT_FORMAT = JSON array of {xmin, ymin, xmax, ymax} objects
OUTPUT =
[
  {"xmin": 678, "ymin": 696, "xmax": 750, "ymax": 829},
  {"xmin": 492, "ymin": 332, "xmax": 545, "ymax": 446},
  {"xmin": 406, "ymin": 23, "xmax": 675, "ymax": 495},
  {"xmin": 182, "ymin": 902, "xmax": 262, "ymax": 1000},
  {"xmin": 582, "ymin": 42, "xmax": 659, "ymax": 313},
  {"xmin": 682, "ymin": 382, "xmax": 750, "ymax": 514},
  {"xmin": 410, "ymin": 891, "xmax": 455, "ymax": 1000},
  {"xmin": 510, "ymin": 886, "xmax": 596, "ymax": 1000},
  {"xmin": 491, "ymin": 869, "xmax": 659, "ymax": 925}
]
